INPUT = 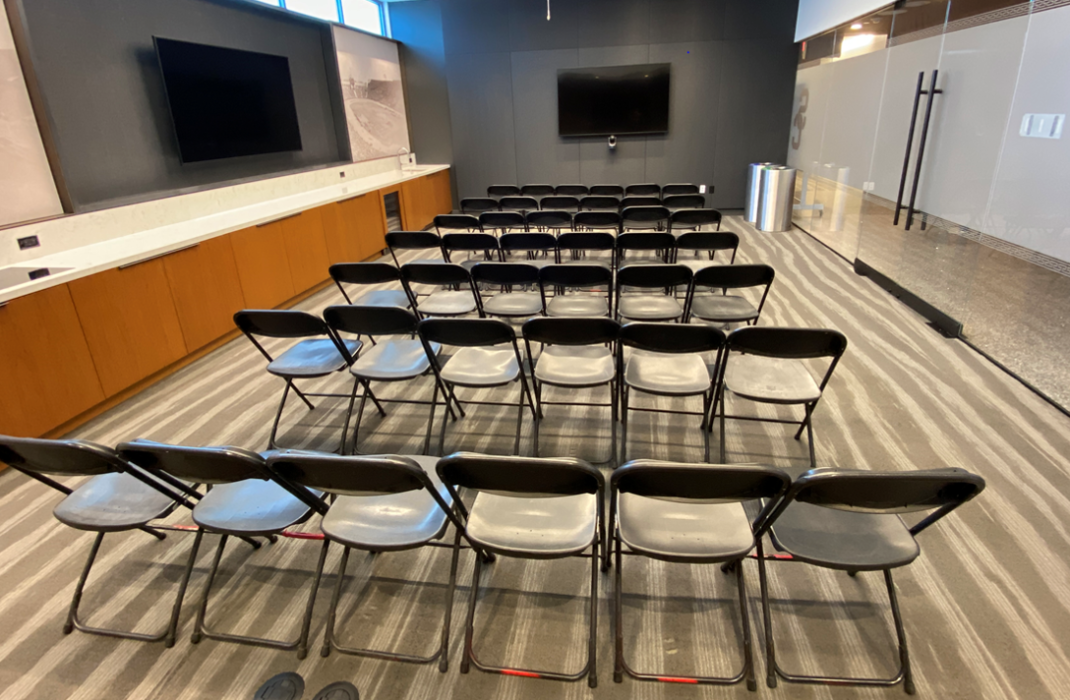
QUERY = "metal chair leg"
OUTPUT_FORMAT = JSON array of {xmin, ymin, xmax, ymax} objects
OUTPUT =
[
  {"xmin": 191, "ymin": 534, "xmax": 228, "ymax": 645},
  {"xmin": 719, "ymin": 385, "xmax": 728, "ymax": 463},
  {"xmin": 886, "ymin": 569, "xmax": 916, "ymax": 695},
  {"xmin": 513, "ymin": 380, "xmax": 525, "ymax": 456},
  {"xmin": 588, "ymin": 535, "xmax": 599, "ymax": 688},
  {"xmin": 320, "ymin": 545, "xmax": 350, "ymax": 658},
  {"xmin": 295, "ymin": 538, "xmax": 331, "ymax": 659}
]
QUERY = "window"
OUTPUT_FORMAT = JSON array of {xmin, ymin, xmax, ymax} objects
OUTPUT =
[
  {"xmin": 341, "ymin": 0, "xmax": 384, "ymax": 35},
  {"xmin": 285, "ymin": 0, "xmax": 339, "ymax": 23},
  {"xmin": 241, "ymin": 0, "xmax": 385, "ymax": 36}
]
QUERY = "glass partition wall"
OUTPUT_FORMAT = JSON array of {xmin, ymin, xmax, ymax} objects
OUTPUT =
[{"xmin": 790, "ymin": 0, "xmax": 1070, "ymax": 410}]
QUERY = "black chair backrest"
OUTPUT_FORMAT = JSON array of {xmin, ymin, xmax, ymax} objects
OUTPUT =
[
  {"xmin": 480, "ymin": 211, "xmax": 526, "ymax": 230},
  {"xmin": 613, "ymin": 460, "xmax": 790, "ymax": 504},
  {"xmin": 675, "ymin": 231, "xmax": 738, "ymax": 257},
  {"xmin": 670, "ymin": 208, "xmax": 722, "ymax": 230},
  {"xmin": 521, "ymin": 184, "xmax": 555, "ymax": 198},
  {"xmin": 625, "ymin": 184, "xmax": 661, "ymax": 196},
  {"xmin": 437, "ymin": 452, "xmax": 603, "ymax": 496},
  {"xmin": 579, "ymin": 196, "xmax": 622, "ymax": 212},
  {"xmin": 499, "ymin": 196, "xmax": 540, "ymax": 212},
  {"xmin": 617, "ymin": 231, "xmax": 676, "ymax": 252},
  {"xmin": 539, "ymin": 196, "xmax": 581, "ymax": 212},
  {"xmin": 329, "ymin": 262, "xmax": 401, "ymax": 287},
  {"xmin": 555, "ymin": 184, "xmax": 589, "ymax": 196},
  {"xmin": 471, "ymin": 262, "xmax": 540, "ymax": 287},
  {"xmin": 523, "ymin": 316, "xmax": 620, "ymax": 346},
  {"xmin": 500, "ymin": 232, "xmax": 557, "ymax": 254},
  {"xmin": 434, "ymin": 214, "xmax": 481, "ymax": 233},
  {"xmin": 0, "ymin": 436, "xmax": 126, "ymax": 477},
  {"xmin": 387, "ymin": 230, "xmax": 443, "ymax": 251},
  {"xmin": 234, "ymin": 309, "xmax": 329, "ymax": 339},
  {"xmin": 557, "ymin": 231, "xmax": 616, "ymax": 252},
  {"xmin": 460, "ymin": 198, "xmax": 500, "ymax": 214},
  {"xmin": 663, "ymin": 194, "xmax": 706, "ymax": 210},
  {"xmin": 622, "ymin": 206, "xmax": 670, "ymax": 227},
  {"xmin": 527, "ymin": 210, "xmax": 573, "ymax": 230},
  {"xmin": 487, "ymin": 185, "xmax": 521, "ymax": 198},
  {"xmin": 693, "ymin": 264, "xmax": 774, "ymax": 290},
  {"xmin": 727, "ymin": 326, "xmax": 847, "ymax": 360},
  {"xmin": 119, "ymin": 441, "xmax": 269, "ymax": 485},
  {"xmin": 539, "ymin": 263, "xmax": 613, "ymax": 289},
  {"xmin": 617, "ymin": 264, "xmax": 692, "ymax": 290},
  {"xmin": 781, "ymin": 468, "xmax": 985, "ymax": 515},
  {"xmin": 443, "ymin": 232, "xmax": 500, "ymax": 254},
  {"xmin": 619, "ymin": 321, "xmax": 727, "ymax": 354},
  {"xmin": 590, "ymin": 184, "xmax": 624, "ymax": 197},
  {"xmin": 621, "ymin": 196, "xmax": 662, "ymax": 209},
  {"xmin": 268, "ymin": 452, "xmax": 436, "ymax": 498},
  {"xmin": 418, "ymin": 317, "xmax": 517, "ymax": 347},
  {"xmin": 573, "ymin": 211, "xmax": 622, "ymax": 230},
  {"xmin": 661, "ymin": 184, "xmax": 700, "ymax": 196},
  {"xmin": 325, "ymin": 305, "xmax": 419, "ymax": 337},
  {"xmin": 401, "ymin": 261, "xmax": 473, "ymax": 288}
]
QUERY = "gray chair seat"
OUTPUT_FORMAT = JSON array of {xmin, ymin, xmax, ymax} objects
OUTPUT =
[
  {"xmin": 53, "ymin": 472, "xmax": 178, "ymax": 532},
  {"xmin": 320, "ymin": 455, "xmax": 452, "ymax": 551},
  {"xmin": 625, "ymin": 350, "xmax": 711, "ymax": 395},
  {"xmin": 725, "ymin": 354, "xmax": 821, "ymax": 404},
  {"xmin": 351, "ymin": 339, "xmax": 440, "ymax": 381},
  {"xmin": 418, "ymin": 290, "xmax": 478, "ymax": 316},
  {"xmin": 465, "ymin": 492, "xmax": 598, "ymax": 558},
  {"xmin": 618, "ymin": 494, "xmax": 754, "ymax": 563},
  {"xmin": 193, "ymin": 479, "xmax": 319, "ymax": 536},
  {"xmin": 439, "ymin": 346, "xmax": 520, "ymax": 386},
  {"xmin": 618, "ymin": 295, "xmax": 684, "ymax": 320},
  {"xmin": 689, "ymin": 294, "xmax": 759, "ymax": 322},
  {"xmin": 352, "ymin": 289, "xmax": 410, "ymax": 309},
  {"xmin": 769, "ymin": 500, "xmax": 920, "ymax": 571},
  {"xmin": 546, "ymin": 295, "xmax": 610, "ymax": 317},
  {"xmin": 267, "ymin": 338, "xmax": 361, "ymax": 378},
  {"xmin": 482, "ymin": 292, "xmax": 544, "ymax": 317},
  {"xmin": 535, "ymin": 345, "xmax": 615, "ymax": 386}
]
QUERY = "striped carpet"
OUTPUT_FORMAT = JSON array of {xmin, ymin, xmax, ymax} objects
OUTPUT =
[{"xmin": 1, "ymin": 214, "xmax": 1067, "ymax": 700}]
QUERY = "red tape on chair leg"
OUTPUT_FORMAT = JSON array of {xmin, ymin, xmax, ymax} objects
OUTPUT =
[
  {"xmin": 502, "ymin": 670, "xmax": 541, "ymax": 678},
  {"xmin": 657, "ymin": 676, "xmax": 699, "ymax": 684}
]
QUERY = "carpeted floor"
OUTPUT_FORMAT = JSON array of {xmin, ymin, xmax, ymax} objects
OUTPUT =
[{"xmin": 1, "ymin": 215, "xmax": 1068, "ymax": 700}]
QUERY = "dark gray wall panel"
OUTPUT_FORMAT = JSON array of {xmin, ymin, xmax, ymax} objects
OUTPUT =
[
  {"xmin": 445, "ymin": 51, "xmax": 517, "ymax": 198},
  {"xmin": 724, "ymin": 0, "xmax": 798, "ymax": 39},
  {"xmin": 574, "ymin": 0, "xmax": 650, "ymax": 49},
  {"xmin": 17, "ymin": 0, "xmax": 345, "ymax": 211},
  {"xmin": 511, "ymin": 50, "xmax": 581, "ymax": 186},
  {"xmin": 648, "ymin": 0, "xmax": 727, "ymax": 43},
  {"xmin": 440, "ymin": 0, "xmax": 512, "ymax": 55},
  {"xmin": 508, "ymin": 0, "xmax": 580, "ymax": 52}
]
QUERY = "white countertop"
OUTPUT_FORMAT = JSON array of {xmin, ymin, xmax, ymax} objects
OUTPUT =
[{"xmin": 0, "ymin": 164, "xmax": 449, "ymax": 304}]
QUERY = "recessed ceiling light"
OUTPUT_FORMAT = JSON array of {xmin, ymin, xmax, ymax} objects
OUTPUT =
[{"xmin": 851, "ymin": 23, "xmax": 863, "ymax": 29}]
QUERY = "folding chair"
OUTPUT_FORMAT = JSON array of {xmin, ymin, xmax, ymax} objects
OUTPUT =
[
  {"xmin": 442, "ymin": 232, "xmax": 501, "ymax": 271},
  {"xmin": 662, "ymin": 183, "xmax": 701, "ymax": 196},
  {"xmin": 526, "ymin": 209, "xmax": 573, "ymax": 234},
  {"xmin": 556, "ymin": 184, "xmax": 589, "ymax": 196},
  {"xmin": 460, "ymin": 198, "xmax": 500, "ymax": 215},
  {"xmin": 437, "ymin": 452, "xmax": 605, "ymax": 687},
  {"xmin": 386, "ymin": 230, "xmax": 445, "ymax": 267},
  {"xmin": 622, "ymin": 205, "xmax": 670, "ymax": 231},
  {"xmin": 615, "ymin": 264, "xmax": 691, "ymax": 321},
  {"xmin": 625, "ymin": 183, "xmax": 661, "ymax": 197},
  {"xmin": 499, "ymin": 196, "xmax": 540, "ymax": 214},
  {"xmin": 662, "ymin": 194, "xmax": 706, "ymax": 211},
  {"xmin": 753, "ymin": 467, "xmax": 986, "ymax": 693},
  {"xmin": 470, "ymin": 262, "xmax": 546, "ymax": 319},
  {"xmin": 591, "ymin": 184, "xmax": 624, "ymax": 197},
  {"xmin": 400, "ymin": 262, "xmax": 481, "ymax": 318},
  {"xmin": 621, "ymin": 196, "xmax": 662, "ymax": 210},
  {"xmin": 574, "ymin": 210, "xmax": 622, "ymax": 232},
  {"xmin": 558, "ymin": 231, "xmax": 617, "ymax": 269},
  {"xmin": 265, "ymin": 452, "xmax": 482, "ymax": 671},
  {"xmin": 324, "ymin": 305, "xmax": 453, "ymax": 455},
  {"xmin": 417, "ymin": 318, "xmax": 535, "ymax": 455},
  {"xmin": 539, "ymin": 264, "xmax": 613, "ymax": 318},
  {"xmin": 500, "ymin": 232, "xmax": 558, "ymax": 268},
  {"xmin": 609, "ymin": 460, "xmax": 791, "ymax": 687},
  {"xmin": 617, "ymin": 231, "xmax": 677, "ymax": 265},
  {"xmin": 0, "ymin": 436, "xmax": 199, "ymax": 646},
  {"xmin": 329, "ymin": 262, "xmax": 410, "ymax": 309},
  {"xmin": 117, "ymin": 441, "xmax": 322, "ymax": 657},
  {"xmin": 234, "ymin": 310, "xmax": 363, "ymax": 450},
  {"xmin": 540, "ymin": 195, "xmax": 581, "ymax": 213},
  {"xmin": 618, "ymin": 322, "xmax": 726, "ymax": 462},
  {"xmin": 479, "ymin": 211, "xmax": 526, "ymax": 235},
  {"xmin": 523, "ymin": 317, "xmax": 620, "ymax": 463},
  {"xmin": 685, "ymin": 264, "xmax": 774, "ymax": 327},
  {"xmin": 670, "ymin": 208, "xmax": 723, "ymax": 234},
  {"xmin": 434, "ymin": 214, "xmax": 482, "ymax": 235},
  {"xmin": 579, "ymin": 196, "xmax": 623, "ymax": 213},
  {"xmin": 718, "ymin": 327, "xmax": 848, "ymax": 468},
  {"xmin": 488, "ymin": 185, "xmax": 521, "ymax": 198},
  {"xmin": 521, "ymin": 184, "xmax": 555, "ymax": 200},
  {"xmin": 673, "ymin": 230, "xmax": 738, "ymax": 274}
]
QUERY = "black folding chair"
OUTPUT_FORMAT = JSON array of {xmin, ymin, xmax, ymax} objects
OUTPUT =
[
  {"xmin": 499, "ymin": 196, "xmax": 540, "ymax": 214},
  {"xmin": 558, "ymin": 231, "xmax": 617, "ymax": 269},
  {"xmin": 418, "ymin": 318, "xmax": 536, "ymax": 455},
  {"xmin": 234, "ymin": 310, "xmax": 363, "ymax": 450},
  {"xmin": 437, "ymin": 452, "xmax": 605, "ymax": 688},
  {"xmin": 556, "ymin": 184, "xmax": 589, "ymax": 196},
  {"xmin": 718, "ymin": 327, "xmax": 848, "ymax": 468},
  {"xmin": 685, "ymin": 264, "xmax": 774, "ymax": 327},
  {"xmin": 470, "ymin": 262, "xmax": 545, "ymax": 319},
  {"xmin": 625, "ymin": 183, "xmax": 661, "ymax": 197},
  {"xmin": 526, "ymin": 209, "xmax": 573, "ymax": 234},
  {"xmin": 479, "ymin": 211, "xmax": 526, "ymax": 235},
  {"xmin": 662, "ymin": 183, "xmax": 701, "ymax": 196},
  {"xmin": 329, "ymin": 262, "xmax": 410, "ymax": 309},
  {"xmin": 539, "ymin": 264, "xmax": 613, "ymax": 318},
  {"xmin": 618, "ymin": 322, "xmax": 726, "ymax": 462},
  {"xmin": 662, "ymin": 194, "xmax": 706, "ymax": 211},
  {"xmin": 117, "ymin": 442, "xmax": 322, "ymax": 657},
  {"xmin": 670, "ymin": 208, "xmax": 723, "ymax": 234},
  {"xmin": 622, "ymin": 205, "xmax": 670, "ymax": 231},
  {"xmin": 621, "ymin": 196, "xmax": 662, "ymax": 210},
  {"xmin": 609, "ymin": 460, "xmax": 791, "ymax": 688},
  {"xmin": 386, "ymin": 230, "xmax": 445, "ymax": 267},
  {"xmin": 521, "ymin": 184, "xmax": 555, "ymax": 200},
  {"xmin": 460, "ymin": 198, "xmax": 500, "ymax": 215},
  {"xmin": 442, "ymin": 232, "xmax": 501, "ymax": 271},
  {"xmin": 579, "ymin": 196, "xmax": 623, "ymax": 213},
  {"xmin": 673, "ymin": 229, "xmax": 737, "ymax": 274},
  {"xmin": 500, "ymin": 232, "xmax": 558, "ymax": 268},
  {"xmin": 591, "ymin": 184, "xmax": 624, "ymax": 197},
  {"xmin": 753, "ymin": 467, "xmax": 986, "ymax": 694},
  {"xmin": 434, "ymin": 214, "xmax": 482, "ymax": 235},
  {"xmin": 540, "ymin": 195, "xmax": 581, "ymax": 213},
  {"xmin": 615, "ymin": 263, "xmax": 691, "ymax": 321},
  {"xmin": 523, "ymin": 317, "xmax": 620, "ymax": 463},
  {"xmin": 0, "ymin": 436, "xmax": 200, "ymax": 646},
  {"xmin": 617, "ymin": 231, "xmax": 677, "ymax": 265},
  {"xmin": 400, "ymin": 262, "xmax": 481, "ymax": 319},
  {"xmin": 487, "ymin": 185, "xmax": 521, "ymax": 198},
  {"xmin": 574, "ymin": 210, "xmax": 622, "ymax": 232}
]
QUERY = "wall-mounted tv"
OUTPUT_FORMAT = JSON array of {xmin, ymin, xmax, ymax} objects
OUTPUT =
[
  {"xmin": 557, "ymin": 64, "xmax": 671, "ymax": 137},
  {"xmin": 154, "ymin": 37, "xmax": 303, "ymax": 163}
]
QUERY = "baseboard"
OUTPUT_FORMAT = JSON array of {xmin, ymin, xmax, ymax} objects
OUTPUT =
[{"xmin": 853, "ymin": 258, "xmax": 964, "ymax": 338}]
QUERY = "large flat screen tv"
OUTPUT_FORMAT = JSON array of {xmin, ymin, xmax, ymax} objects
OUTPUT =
[
  {"xmin": 154, "ymin": 38, "xmax": 303, "ymax": 163},
  {"xmin": 558, "ymin": 64, "xmax": 670, "ymax": 137}
]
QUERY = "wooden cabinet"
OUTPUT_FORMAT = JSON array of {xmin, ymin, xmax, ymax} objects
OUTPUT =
[
  {"xmin": 68, "ymin": 259, "xmax": 188, "ymax": 398},
  {"xmin": 321, "ymin": 201, "xmax": 360, "ymax": 265},
  {"xmin": 0, "ymin": 284, "xmax": 105, "ymax": 437},
  {"xmin": 231, "ymin": 221, "xmax": 296, "ymax": 309},
  {"xmin": 428, "ymin": 169, "xmax": 453, "ymax": 217},
  {"xmin": 354, "ymin": 192, "xmax": 387, "ymax": 259},
  {"xmin": 321, "ymin": 193, "xmax": 386, "ymax": 263},
  {"xmin": 280, "ymin": 209, "xmax": 331, "ymax": 294},
  {"xmin": 401, "ymin": 170, "xmax": 454, "ymax": 231},
  {"xmin": 161, "ymin": 236, "xmax": 247, "ymax": 352}
]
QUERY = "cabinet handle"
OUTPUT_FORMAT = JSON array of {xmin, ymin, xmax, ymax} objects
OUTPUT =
[
  {"xmin": 118, "ymin": 243, "xmax": 199, "ymax": 269},
  {"xmin": 257, "ymin": 213, "xmax": 301, "ymax": 227}
]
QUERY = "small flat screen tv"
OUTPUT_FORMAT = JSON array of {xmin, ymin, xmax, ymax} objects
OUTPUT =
[
  {"xmin": 154, "ymin": 37, "xmax": 303, "ymax": 163},
  {"xmin": 558, "ymin": 64, "xmax": 670, "ymax": 137}
]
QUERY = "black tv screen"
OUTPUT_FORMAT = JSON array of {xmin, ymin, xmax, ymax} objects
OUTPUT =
[
  {"xmin": 154, "ymin": 38, "xmax": 303, "ymax": 163},
  {"xmin": 558, "ymin": 64, "xmax": 670, "ymax": 137}
]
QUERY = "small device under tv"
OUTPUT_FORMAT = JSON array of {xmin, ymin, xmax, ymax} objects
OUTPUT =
[
  {"xmin": 557, "ymin": 64, "xmax": 671, "ymax": 137},
  {"xmin": 154, "ymin": 37, "xmax": 303, "ymax": 163}
]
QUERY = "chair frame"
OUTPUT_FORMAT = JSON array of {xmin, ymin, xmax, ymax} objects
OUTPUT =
[
  {"xmin": 662, "ymin": 194, "xmax": 707, "ymax": 211},
  {"xmin": 622, "ymin": 205, "xmax": 671, "ymax": 232},
  {"xmin": 487, "ymin": 184, "xmax": 521, "ymax": 198},
  {"xmin": 386, "ymin": 230, "xmax": 445, "ymax": 268},
  {"xmin": 499, "ymin": 196, "xmax": 541, "ymax": 214},
  {"xmin": 479, "ymin": 210, "xmax": 526, "ymax": 235},
  {"xmin": 614, "ymin": 264, "xmax": 691, "ymax": 322},
  {"xmin": 684, "ymin": 264, "xmax": 775, "ymax": 325},
  {"xmin": 590, "ymin": 184, "xmax": 625, "ymax": 197},
  {"xmin": 555, "ymin": 184, "xmax": 589, "ymax": 196},
  {"xmin": 460, "ymin": 198, "xmax": 500, "ymax": 215},
  {"xmin": 661, "ymin": 183, "xmax": 701, "ymax": 196},
  {"xmin": 539, "ymin": 263, "xmax": 614, "ymax": 318},
  {"xmin": 525, "ymin": 209, "xmax": 574, "ymax": 233},
  {"xmin": 400, "ymin": 262, "xmax": 483, "ymax": 319},
  {"xmin": 470, "ymin": 262, "xmax": 546, "ymax": 319},
  {"xmin": 557, "ymin": 231, "xmax": 617, "ymax": 268},
  {"xmin": 539, "ymin": 195, "xmax": 581, "ymax": 213},
  {"xmin": 434, "ymin": 214, "xmax": 482, "ymax": 235},
  {"xmin": 624, "ymin": 183, "xmax": 661, "ymax": 197}
]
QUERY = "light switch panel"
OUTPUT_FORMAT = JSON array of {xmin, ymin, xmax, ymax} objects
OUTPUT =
[{"xmin": 1020, "ymin": 114, "xmax": 1065, "ymax": 139}]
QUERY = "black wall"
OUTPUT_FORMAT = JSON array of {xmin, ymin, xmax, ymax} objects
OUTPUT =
[
  {"xmin": 13, "ymin": 0, "xmax": 347, "ymax": 211},
  {"xmin": 390, "ymin": 0, "xmax": 799, "ymax": 209}
]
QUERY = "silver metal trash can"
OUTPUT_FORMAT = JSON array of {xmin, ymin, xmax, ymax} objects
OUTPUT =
[
  {"xmin": 745, "ymin": 162, "xmax": 775, "ymax": 223},
  {"xmin": 757, "ymin": 166, "xmax": 797, "ymax": 232}
]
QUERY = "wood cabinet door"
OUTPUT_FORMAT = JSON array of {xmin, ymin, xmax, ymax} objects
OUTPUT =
[
  {"xmin": 400, "ymin": 177, "xmax": 424, "ymax": 231},
  {"xmin": 0, "ymin": 284, "xmax": 105, "ymax": 437},
  {"xmin": 321, "ymin": 201, "xmax": 358, "ymax": 265},
  {"xmin": 280, "ymin": 209, "xmax": 331, "ymax": 293},
  {"xmin": 351, "ymin": 192, "xmax": 387, "ymax": 260},
  {"xmin": 161, "ymin": 236, "xmax": 247, "ymax": 352},
  {"xmin": 68, "ymin": 259, "xmax": 189, "ymax": 397},
  {"xmin": 230, "ymin": 222, "xmax": 296, "ymax": 309},
  {"xmin": 429, "ymin": 169, "xmax": 453, "ymax": 215}
]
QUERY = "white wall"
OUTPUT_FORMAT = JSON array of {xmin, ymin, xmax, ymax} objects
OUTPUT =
[{"xmin": 795, "ymin": 0, "xmax": 889, "ymax": 42}]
